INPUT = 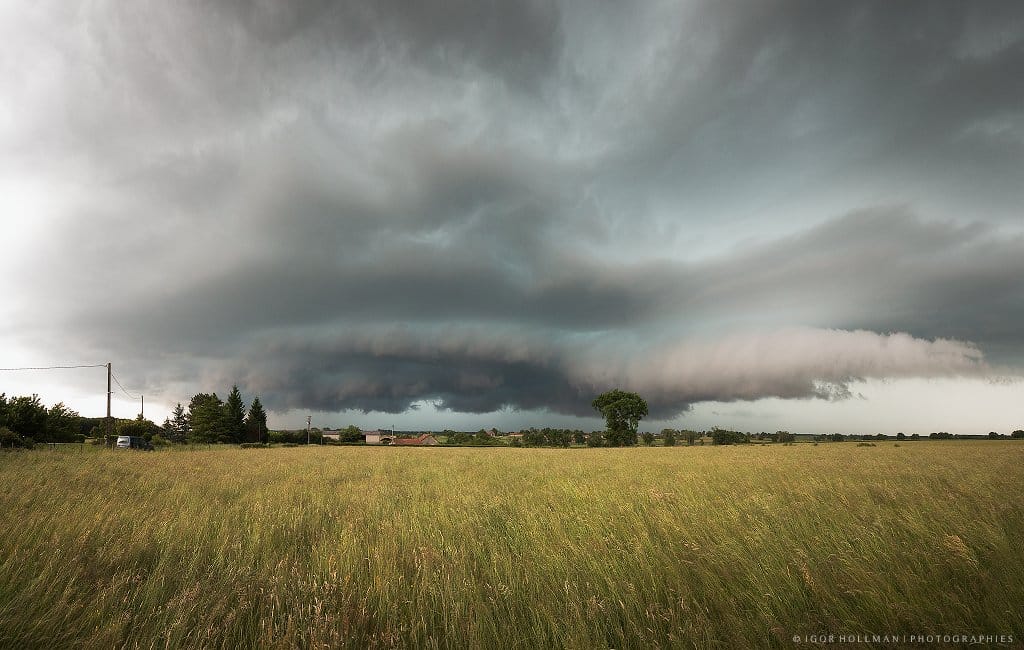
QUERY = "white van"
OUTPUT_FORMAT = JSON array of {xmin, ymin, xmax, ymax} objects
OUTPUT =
[{"xmin": 115, "ymin": 435, "xmax": 153, "ymax": 450}]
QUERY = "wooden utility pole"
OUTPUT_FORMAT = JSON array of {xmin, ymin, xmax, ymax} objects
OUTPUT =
[
  {"xmin": 106, "ymin": 362, "xmax": 112, "ymax": 420},
  {"xmin": 306, "ymin": 415, "xmax": 312, "ymax": 445},
  {"xmin": 106, "ymin": 362, "xmax": 112, "ymax": 445}
]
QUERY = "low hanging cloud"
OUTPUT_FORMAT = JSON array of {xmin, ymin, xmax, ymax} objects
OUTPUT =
[
  {"xmin": 593, "ymin": 329, "xmax": 987, "ymax": 413},
  {"xmin": 212, "ymin": 326, "xmax": 987, "ymax": 418}
]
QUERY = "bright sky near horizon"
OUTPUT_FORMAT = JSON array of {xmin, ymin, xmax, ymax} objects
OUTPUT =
[{"xmin": 2, "ymin": 1, "xmax": 1023, "ymax": 435}]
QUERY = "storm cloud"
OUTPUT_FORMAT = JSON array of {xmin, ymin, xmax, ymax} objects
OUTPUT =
[{"xmin": 1, "ymin": 1, "xmax": 1022, "ymax": 424}]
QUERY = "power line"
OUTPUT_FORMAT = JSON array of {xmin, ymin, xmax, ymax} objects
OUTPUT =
[
  {"xmin": 0, "ymin": 364, "xmax": 107, "ymax": 371},
  {"xmin": 110, "ymin": 370, "xmax": 140, "ymax": 400},
  {"xmin": 1, "ymin": 362, "xmax": 140, "ymax": 402}
]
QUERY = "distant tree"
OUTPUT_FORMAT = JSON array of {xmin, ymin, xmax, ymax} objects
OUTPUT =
[
  {"xmin": 641, "ymin": 432, "xmax": 655, "ymax": 446},
  {"xmin": 591, "ymin": 389, "xmax": 648, "ymax": 447},
  {"xmin": 896, "ymin": 432, "xmax": 906, "ymax": 440},
  {"xmin": 188, "ymin": 393, "xmax": 226, "ymax": 443},
  {"xmin": 553, "ymin": 429, "xmax": 572, "ymax": 447},
  {"xmin": 775, "ymin": 430, "xmax": 795, "ymax": 443},
  {"xmin": 522, "ymin": 429, "xmax": 546, "ymax": 447},
  {"xmin": 244, "ymin": 396, "xmax": 268, "ymax": 443},
  {"xmin": 910, "ymin": 433, "xmax": 921, "ymax": 440},
  {"xmin": 662, "ymin": 429, "xmax": 677, "ymax": 447},
  {"xmin": 338, "ymin": 425, "xmax": 363, "ymax": 443},
  {"xmin": 710, "ymin": 428, "xmax": 747, "ymax": 445},
  {"xmin": 586, "ymin": 430, "xmax": 603, "ymax": 447},
  {"xmin": 1012, "ymin": 430, "xmax": 1024, "ymax": 439},
  {"xmin": 224, "ymin": 385, "xmax": 246, "ymax": 444},
  {"xmin": 445, "ymin": 431, "xmax": 472, "ymax": 445},
  {"xmin": 573, "ymin": 430, "xmax": 587, "ymax": 445}
]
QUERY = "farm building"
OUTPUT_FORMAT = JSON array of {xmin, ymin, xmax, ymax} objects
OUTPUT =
[{"xmin": 363, "ymin": 430, "xmax": 393, "ymax": 445}]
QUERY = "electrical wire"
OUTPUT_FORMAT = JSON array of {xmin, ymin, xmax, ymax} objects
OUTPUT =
[
  {"xmin": 0, "ymin": 362, "xmax": 142, "ymax": 402},
  {"xmin": 0, "ymin": 364, "xmax": 107, "ymax": 371},
  {"xmin": 110, "ymin": 370, "xmax": 140, "ymax": 400}
]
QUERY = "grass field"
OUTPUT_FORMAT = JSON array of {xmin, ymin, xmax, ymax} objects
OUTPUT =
[{"xmin": 0, "ymin": 442, "xmax": 1021, "ymax": 648}]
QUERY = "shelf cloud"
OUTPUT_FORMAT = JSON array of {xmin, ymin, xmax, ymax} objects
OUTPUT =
[{"xmin": 1, "ymin": 1, "xmax": 1022, "ymax": 426}]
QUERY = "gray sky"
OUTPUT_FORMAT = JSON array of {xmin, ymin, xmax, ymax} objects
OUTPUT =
[{"xmin": 2, "ymin": 0, "xmax": 1023, "ymax": 434}]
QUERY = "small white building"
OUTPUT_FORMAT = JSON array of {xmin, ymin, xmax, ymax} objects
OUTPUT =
[{"xmin": 363, "ymin": 430, "xmax": 394, "ymax": 445}]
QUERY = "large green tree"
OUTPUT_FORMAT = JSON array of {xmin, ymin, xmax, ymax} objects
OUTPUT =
[
  {"xmin": 169, "ymin": 402, "xmax": 189, "ymax": 443},
  {"xmin": 591, "ymin": 389, "xmax": 648, "ymax": 446},
  {"xmin": 188, "ymin": 393, "xmax": 226, "ymax": 443},
  {"xmin": 45, "ymin": 402, "xmax": 81, "ymax": 442},
  {"xmin": 2, "ymin": 394, "xmax": 48, "ymax": 439},
  {"xmin": 224, "ymin": 385, "xmax": 246, "ymax": 444},
  {"xmin": 244, "ymin": 396, "xmax": 267, "ymax": 443}
]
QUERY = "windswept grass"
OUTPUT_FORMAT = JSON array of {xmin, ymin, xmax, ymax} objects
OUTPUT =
[{"xmin": 0, "ymin": 443, "xmax": 1021, "ymax": 648}]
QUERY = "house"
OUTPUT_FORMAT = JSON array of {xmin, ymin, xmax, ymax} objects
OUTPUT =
[
  {"xmin": 392, "ymin": 434, "xmax": 440, "ymax": 446},
  {"xmin": 321, "ymin": 429, "xmax": 340, "ymax": 441},
  {"xmin": 363, "ymin": 430, "xmax": 393, "ymax": 445}
]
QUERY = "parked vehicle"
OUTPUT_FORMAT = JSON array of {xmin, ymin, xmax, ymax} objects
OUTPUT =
[{"xmin": 115, "ymin": 435, "xmax": 153, "ymax": 450}]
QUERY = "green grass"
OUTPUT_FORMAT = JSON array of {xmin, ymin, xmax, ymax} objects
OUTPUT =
[{"xmin": 0, "ymin": 443, "xmax": 1021, "ymax": 648}]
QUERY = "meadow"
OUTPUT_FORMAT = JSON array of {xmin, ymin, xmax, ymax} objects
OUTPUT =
[{"xmin": 0, "ymin": 442, "xmax": 1021, "ymax": 648}]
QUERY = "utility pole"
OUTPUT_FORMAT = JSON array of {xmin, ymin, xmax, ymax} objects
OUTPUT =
[
  {"xmin": 106, "ymin": 362, "xmax": 112, "ymax": 444},
  {"xmin": 306, "ymin": 415, "xmax": 312, "ymax": 445},
  {"xmin": 140, "ymin": 394, "xmax": 144, "ymax": 419},
  {"xmin": 106, "ymin": 362, "xmax": 112, "ymax": 420}
]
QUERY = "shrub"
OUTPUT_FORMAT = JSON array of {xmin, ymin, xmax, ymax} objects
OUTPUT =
[
  {"xmin": 710, "ymin": 429, "xmax": 747, "ymax": 445},
  {"xmin": 1, "ymin": 427, "xmax": 21, "ymax": 448},
  {"xmin": 116, "ymin": 419, "xmax": 151, "ymax": 439}
]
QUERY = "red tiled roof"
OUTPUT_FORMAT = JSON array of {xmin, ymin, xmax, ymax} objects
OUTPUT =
[{"xmin": 393, "ymin": 434, "xmax": 436, "ymax": 445}]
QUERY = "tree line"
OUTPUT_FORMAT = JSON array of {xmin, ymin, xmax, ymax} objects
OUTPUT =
[
  {"xmin": 0, "ymin": 393, "xmax": 81, "ymax": 447},
  {"xmin": 4, "ymin": 385, "xmax": 1024, "ymax": 450},
  {"xmin": 160, "ymin": 385, "xmax": 268, "ymax": 444}
]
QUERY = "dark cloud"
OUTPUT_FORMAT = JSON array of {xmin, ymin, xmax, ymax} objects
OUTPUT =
[{"xmin": 2, "ymin": 1, "xmax": 1023, "ymax": 423}]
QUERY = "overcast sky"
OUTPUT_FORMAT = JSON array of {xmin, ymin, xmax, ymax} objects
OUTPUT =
[{"xmin": 2, "ymin": 1, "xmax": 1023, "ymax": 434}]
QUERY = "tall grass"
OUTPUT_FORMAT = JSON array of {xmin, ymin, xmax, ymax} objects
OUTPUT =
[{"xmin": 0, "ymin": 443, "xmax": 1021, "ymax": 648}]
